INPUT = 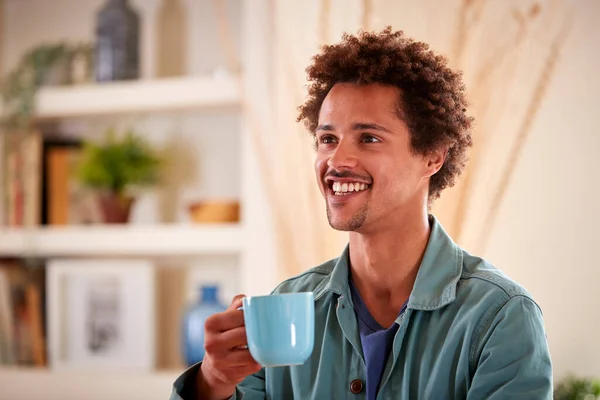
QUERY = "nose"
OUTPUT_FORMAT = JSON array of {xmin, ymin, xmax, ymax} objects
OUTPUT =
[{"xmin": 327, "ymin": 140, "xmax": 358, "ymax": 171}]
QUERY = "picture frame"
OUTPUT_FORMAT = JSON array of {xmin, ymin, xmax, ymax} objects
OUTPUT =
[{"xmin": 46, "ymin": 259, "xmax": 155, "ymax": 371}]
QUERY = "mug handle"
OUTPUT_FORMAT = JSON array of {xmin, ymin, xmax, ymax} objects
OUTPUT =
[{"xmin": 236, "ymin": 306, "xmax": 248, "ymax": 350}]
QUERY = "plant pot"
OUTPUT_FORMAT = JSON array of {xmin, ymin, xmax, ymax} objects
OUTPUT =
[{"xmin": 98, "ymin": 193, "xmax": 134, "ymax": 223}]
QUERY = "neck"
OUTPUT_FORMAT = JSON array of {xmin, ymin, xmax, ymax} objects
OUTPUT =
[{"xmin": 348, "ymin": 208, "xmax": 431, "ymax": 310}]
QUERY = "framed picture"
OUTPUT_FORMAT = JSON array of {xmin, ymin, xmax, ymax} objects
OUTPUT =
[{"xmin": 46, "ymin": 259, "xmax": 155, "ymax": 371}]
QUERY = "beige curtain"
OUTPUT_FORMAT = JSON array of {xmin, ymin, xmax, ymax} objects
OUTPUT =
[
  {"xmin": 418, "ymin": 0, "xmax": 572, "ymax": 254},
  {"xmin": 217, "ymin": 0, "xmax": 571, "ymax": 279}
]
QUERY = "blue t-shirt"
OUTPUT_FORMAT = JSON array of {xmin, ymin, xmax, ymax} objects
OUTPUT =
[{"xmin": 349, "ymin": 279, "xmax": 408, "ymax": 400}]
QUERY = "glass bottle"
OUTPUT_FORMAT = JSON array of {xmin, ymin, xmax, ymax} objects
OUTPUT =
[{"xmin": 182, "ymin": 285, "xmax": 227, "ymax": 366}]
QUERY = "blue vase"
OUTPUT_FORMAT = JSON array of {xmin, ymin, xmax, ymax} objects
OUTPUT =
[{"xmin": 182, "ymin": 285, "xmax": 227, "ymax": 366}]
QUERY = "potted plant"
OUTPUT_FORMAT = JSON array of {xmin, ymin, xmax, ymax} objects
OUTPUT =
[
  {"xmin": 554, "ymin": 375, "xmax": 600, "ymax": 400},
  {"xmin": 1, "ymin": 42, "xmax": 76, "ymax": 131},
  {"xmin": 75, "ymin": 128, "xmax": 163, "ymax": 223}
]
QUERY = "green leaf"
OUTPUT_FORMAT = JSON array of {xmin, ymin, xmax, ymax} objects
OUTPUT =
[
  {"xmin": 554, "ymin": 375, "xmax": 600, "ymax": 400},
  {"xmin": 1, "ymin": 42, "xmax": 81, "ymax": 132}
]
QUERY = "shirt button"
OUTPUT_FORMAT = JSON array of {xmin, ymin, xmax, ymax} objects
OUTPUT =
[{"xmin": 350, "ymin": 379, "xmax": 364, "ymax": 394}]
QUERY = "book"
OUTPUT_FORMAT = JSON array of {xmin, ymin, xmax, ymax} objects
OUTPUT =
[{"xmin": 42, "ymin": 138, "xmax": 102, "ymax": 225}]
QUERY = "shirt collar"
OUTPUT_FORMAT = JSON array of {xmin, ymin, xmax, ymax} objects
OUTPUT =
[{"xmin": 314, "ymin": 214, "xmax": 463, "ymax": 311}]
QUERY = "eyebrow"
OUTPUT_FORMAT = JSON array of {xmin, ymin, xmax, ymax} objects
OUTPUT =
[{"xmin": 316, "ymin": 122, "xmax": 392, "ymax": 133}]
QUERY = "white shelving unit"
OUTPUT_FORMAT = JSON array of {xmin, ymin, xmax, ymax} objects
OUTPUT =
[
  {"xmin": 0, "ymin": 224, "xmax": 243, "ymax": 257},
  {"xmin": 0, "ymin": 73, "xmax": 245, "ymax": 259},
  {"xmin": 0, "ymin": 1, "xmax": 278, "ymax": 399},
  {"xmin": 0, "ymin": 2, "xmax": 277, "ymax": 291},
  {"xmin": 12, "ymin": 74, "xmax": 240, "ymax": 119}
]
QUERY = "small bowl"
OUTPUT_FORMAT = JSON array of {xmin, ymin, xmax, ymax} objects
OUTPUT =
[{"xmin": 188, "ymin": 200, "xmax": 240, "ymax": 223}]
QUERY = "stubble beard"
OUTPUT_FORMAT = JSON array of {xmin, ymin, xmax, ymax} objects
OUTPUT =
[{"xmin": 326, "ymin": 200, "xmax": 369, "ymax": 231}]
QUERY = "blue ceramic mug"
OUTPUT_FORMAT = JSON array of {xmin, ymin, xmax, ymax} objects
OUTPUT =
[{"xmin": 241, "ymin": 292, "xmax": 315, "ymax": 367}]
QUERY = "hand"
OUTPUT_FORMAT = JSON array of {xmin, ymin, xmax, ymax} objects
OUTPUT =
[{"xmin": 197, "ymin": 294, "xmax": 262, "ymax": 400}]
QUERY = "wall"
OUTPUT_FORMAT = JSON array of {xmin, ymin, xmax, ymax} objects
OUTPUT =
[{"xmin": 2, "ymin": 0, "xmax": 241, "ymax": 78}]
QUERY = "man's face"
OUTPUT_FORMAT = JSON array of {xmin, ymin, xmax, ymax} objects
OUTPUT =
[{"xmin": 314, "ymin": 83, "xmax": 440, "ymax": 233}]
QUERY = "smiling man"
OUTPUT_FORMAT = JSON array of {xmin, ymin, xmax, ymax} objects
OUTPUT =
[{"xmin": 172, "ymin": 27, "xmax": 552, "ymax": 400}]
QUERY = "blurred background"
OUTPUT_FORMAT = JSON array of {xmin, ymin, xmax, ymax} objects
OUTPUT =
[{"xmin": 0, "ymin": 0, "xmax": 597, "ymax": 399}]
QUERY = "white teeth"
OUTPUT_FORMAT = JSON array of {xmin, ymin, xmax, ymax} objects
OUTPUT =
[{"xmin": 330, "ymin": 181, "xmax": 369, "ymax": 195}]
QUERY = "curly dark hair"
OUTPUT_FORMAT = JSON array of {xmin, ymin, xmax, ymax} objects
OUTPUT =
[{"xmin": 297, "ymin": 27, "xmax": 473, "ymax": 201}]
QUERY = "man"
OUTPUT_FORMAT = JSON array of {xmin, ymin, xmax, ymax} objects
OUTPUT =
[{"xmin": 171, "ymin": 27, "xmax": 552, "ymax": 399}]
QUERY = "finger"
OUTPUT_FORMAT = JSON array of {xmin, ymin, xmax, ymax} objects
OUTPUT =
[
  {"xmin": 210, "ymin": 362, "xmax": 263, "ymax": 386},
  {"xmin": 214, "ymin": 348, "xmax": 261, "ymax": 369},
  {"xmin": 226, "ymin": 348, "xmax": 261, "ymax": 368},
  {"xmin": 219, "ymin": 326, "xmax": 250, "ymax": 351},
  {"xmin": 204, "ymin": 308, "xmax": 245, "ymax": 333},
  {"xmin": 204, "ymin": 325, "xmax": 248, "ymax": 356},
  {"xmin": 203, "ymin": 352, "xmax": 262, "ymax": 384},
  {"xmin": 227, "ymin": 294, "xmax": 246, "ymax": 311},
  {"xmin": 227, "ymin": 362, "xmax": 263, "ymax": 380}
]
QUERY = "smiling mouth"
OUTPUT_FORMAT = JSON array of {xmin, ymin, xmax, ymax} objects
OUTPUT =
[{"xmin": 328, "ymin": 181, "xmax": 371, "ymax": 196}]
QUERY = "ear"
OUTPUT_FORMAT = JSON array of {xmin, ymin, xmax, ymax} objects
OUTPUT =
[{"xmin": 424, "ymin": 147, "xmax": 447, "ymax": 178}]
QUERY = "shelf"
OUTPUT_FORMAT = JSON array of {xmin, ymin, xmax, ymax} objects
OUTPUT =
[
  {"xmin": 1, "ymin": 75, "xmax": 241, "ymax": 119},
  {"xmin": 0, "ymin": 366, "xmax": 180, "ymax": 400},
  {"xmin": 0, "ymin": 224, "xmax": 243, "ymax": 257}
]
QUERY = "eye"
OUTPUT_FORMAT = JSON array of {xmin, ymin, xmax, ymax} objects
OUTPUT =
[
  {"xmin": 361, "ymin": 134, "xmax": 380, "ymax": 143},
  {"xmin": 319, "ymin": 134, "xmax": 338, "ymax": 144}
]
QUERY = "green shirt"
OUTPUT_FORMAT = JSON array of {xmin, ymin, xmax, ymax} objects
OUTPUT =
[{"xmin": 172, "ymin": 215, "xmax": 552, "ymax": 399}]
